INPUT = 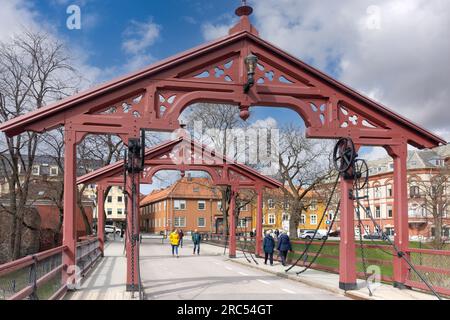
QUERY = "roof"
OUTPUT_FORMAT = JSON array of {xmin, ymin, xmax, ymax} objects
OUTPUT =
[
  {"xmin": 367, "ymin": 144, "xmax": 449, "ymax": 176},
  {"xmin": 140, "ymin": 177, "xmax": 221, "ymax": 207},
  {"xmin": 77, "ymin": 137, "xmax": 283, "ymax": 189},
  {"xmin": 0, "ymin": 11, "xmax": 445, "ymax": 148}
]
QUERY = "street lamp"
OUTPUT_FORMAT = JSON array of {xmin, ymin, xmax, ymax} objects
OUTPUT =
[{"xmin": 244, "ymin": 53, "xmax": 258, "ymax": 93}]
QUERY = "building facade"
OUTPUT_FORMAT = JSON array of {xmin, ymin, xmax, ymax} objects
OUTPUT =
[
  {"xmin": 140, "ymin": 177, "xmax": 221, "ymax": 234},
  {"xmin": 334, "ymin": 145, "xmax": 450, "ymax": 240}
]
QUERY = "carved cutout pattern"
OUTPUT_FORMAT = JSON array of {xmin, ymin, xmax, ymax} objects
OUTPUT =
[
  {"xmin": 158, "ymin": 92, "xmax": 178, "ymax": 118},
  {"xmin": 255, "ymin": 62, "xmax": 295, "ymax": 85},
  {"xmin": 97, "ymin": 93, "xmax": 145, "ymax": 118},
  {"xmin": 339, "ymin": 106, "xmax": 378, "ymax": 129},
  {"xmin": 310, "ymin": 102, "xmax": 327, "ymax": 125},
  {"xmin": 192, "ymin": 59, "xmax": 236, "ymax": 83}
]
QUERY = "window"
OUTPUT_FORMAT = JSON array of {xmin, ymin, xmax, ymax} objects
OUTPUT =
[
  {"xmin": 300, "ymin": 214, "xmax": 306, "ymax": 225},
  {"xmin": 283, "ymin": 200, "xmax": 290, "ymax": 210},
  {"xmin": 217, "ymin": 201, "xmax": 222, "ymax": 210},
  {"xmin": 174, "ymin": 200, "xmax": 186, "ymax": 210},
  {"xmin": 374, "ymin": 186, "xmax": 381, "ymax": 198},
  {"xmin": 198, "ymin": 200, "xmax": 206, "ymax": 210},
  {"xmin": 238, "ymin": 219, "xmax": 247, "ymax": 228},
  {"xmin": 364, "ymin": 225, "xmax": 370, "ymax": 235},
  {"xmin": 268, "ymin": 199, "xmax": 275, "ymax": 209},
  {"xmin": 310, "ymin": 201, "xmax": 317, "ymax": 211},
  {"xmin": 354, "ymin": 227, "xmax": 361, "ymax": 236},
  {"xmin": 387, "ymin": 206, "xmax": 393, "ymax": 218},
  {"xmin": 174, "ymin": 216, "xmax": 186, "ymax": 227},
  {"xmin": 365, "ymin": 207, "xmax": 371, "ymax": 218},
  {"xmin": 117, "ymin": 208, "xmax": 123, "ymax": 215},
  {"xmin": 375, "ymin": 206, "xmax": 381, "ymax": 218},
  {"xmin": 107, "ymin": 196, "xmax": 112, "ymax": 203},
  {"xmin": 50, "ymin": 166, "xmax": 58, "ymax": 176},
  {"xmin": 387, "ymin": 185, "xmax": 393, "ymax": 197},
  {"xmin": 117, "ymin": 196, "xmax": 123, "ymax": 203},
  {"xmin": 268, "ymin": 214, "xmax": 275, "ymax": 225},
  {"xmin": 32, "ymin": 165, "xmax": 40, "ymax": 176},
  {"xmin": 328, "ymin": 212, "xmax": 334, "ymax": 221},
  {"xmin": 282, "ymin": 214, "xmax": 289, "ymax": 222},
  {"xmin": 389, "ymin": 163, "xmax": 394, "ymax": 170},
  {"xmin": 385, "ymin": 227, "xmax": 394, "ymax": 236},
  {"xmin": 198, "ymin": 217, "xmax": 206, "ymax": 227},
  {"xmin": 107, "ymin": 208, "xmax": 112, "ymax": 216},
  {"xmin": 310, "ymin": 214, "xmax": 317, "ymax": 225},
  {"xmin": 410, "ymin": 186, "xmax": 420, "ymax": 198}
]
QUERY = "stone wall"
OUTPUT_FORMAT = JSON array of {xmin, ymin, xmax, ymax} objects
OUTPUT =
[{"xmin": 0, "ymin": 207, "xmax": 41, "ymax": 264}]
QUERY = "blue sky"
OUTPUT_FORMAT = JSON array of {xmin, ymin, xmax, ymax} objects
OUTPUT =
[
  {"xmin": 30, "ymin": 0, "xmax": 303, "ymax": 127},
  {"xmin": 2, "ymin": 0, "xmax": 448, "ymax": 194},
  {"xmin": 35, "ymin": 0, "xmax": 237, "ymax": 73}
]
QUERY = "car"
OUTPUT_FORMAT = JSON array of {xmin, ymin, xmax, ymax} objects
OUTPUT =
[
  {"xmin": 328, "ymin": 230, "xmax": 340, "ymax": 237},
  {"xmin": 105, "ymin": 225, "xmax": 121, "ymax": 236},
  {"xmin": 363, "ymin": 232, "xmax": 388, "ymax": 241},
  {"xmin": 300, "ymin": 230, "xmax": 328, "ymax": 240}
]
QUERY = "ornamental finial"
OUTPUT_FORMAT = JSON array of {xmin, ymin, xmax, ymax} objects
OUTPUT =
[{"xmin": 236, "ymin": 0, "xmax": 253, "ymax": 17}]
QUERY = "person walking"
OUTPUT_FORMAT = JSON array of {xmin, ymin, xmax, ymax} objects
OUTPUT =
[
  {"xmin": 274, "ymin": 229, "xmax": 280, "ymax": 239},
  {"xmin": 169, "ymin": 228, "xmax": 180, "ymax": 258},
  {"xmin": 178, "ymin": 229, "xmax": 184, "ymax": 248},
  {"xmin": 277, "ymin": 231, "xmax": 292, "ymax": 266},
  {"xmin": 192, "ymin": 229, "xmax": 201, "ymax": 255},
  {"xmin": 263, "ymin": 230, "xmax": 275, "ymax": 266}
]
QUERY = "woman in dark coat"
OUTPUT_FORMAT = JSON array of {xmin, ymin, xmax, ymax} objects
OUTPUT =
[
  {"xmin": 277, "ymin": 231, "xmax": 292, "ymax": 266},
  {"xmin": 263, "ymin": 231, "xmax": 275, "ymax": 266}
]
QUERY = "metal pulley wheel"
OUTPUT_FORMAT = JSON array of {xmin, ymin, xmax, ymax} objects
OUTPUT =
[
  {"xmin": 333, "ymin": 138, "xmax": 357, "ymax": 173},
  {"xmin": 353, "ymin": 159, "xmax": 369, "ymax": 191}
]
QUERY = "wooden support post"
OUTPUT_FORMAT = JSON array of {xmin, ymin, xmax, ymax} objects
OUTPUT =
[
  {"xmin": 97, "ymin": 184, "xmax": 105, "ymax": 256},
  {"xmin": 256, "ymin": 188, "xmax": 263, "ymax": 257},
  {"xmin": 391, "ymin": 142, "xmax": 410, "ymax": 288},
  {"xmin": 229, "ymin": 189, "xmax": 237, "ymax": 258},
  {"xmin": 62, "ymin": 129, "xmax": 77, "ymax": 289},
  {"xmin": 338, "ymin": 177, "xmax": 357, "ymax": 290}
]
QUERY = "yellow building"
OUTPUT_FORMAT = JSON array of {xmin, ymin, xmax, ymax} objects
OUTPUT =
[{"xmin": 251, "ymin": 189, "xmax": 329, "ymax": 237}]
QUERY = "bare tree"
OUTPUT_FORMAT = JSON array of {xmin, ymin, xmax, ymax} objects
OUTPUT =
[
  {"xmin": 275, "ymin": 125, "xmax": 335, "ymax": 237},
  {"xmin": 183, "ymin": 103, "xmax": 247, "ymax": 237},
  {"xmin": 0, "ymin": 31, "xmax": 78, "ymax": 261},
  {"xmin": 409, "ymin": 164, "xmax": 449, "ymax": 248}
]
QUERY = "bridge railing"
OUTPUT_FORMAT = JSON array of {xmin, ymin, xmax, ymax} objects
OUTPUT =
[
  {"xmin": 0, "ymin": 236, "xmax": 102, "ymax": 300},
  {"xmin": 405, "ymin": 247, "xmax": 450, "ymax": 296}
]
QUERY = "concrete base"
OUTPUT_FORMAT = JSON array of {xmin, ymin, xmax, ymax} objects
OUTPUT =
[
  {"xmin": 393, "ymin": 282, "xmax": 411, "ymax": 290},
  {"xmin": 339, "ymin": 282, "xmax": 358, "ymax": 291},
  {"xmin": 126, "ymin": 284, "xmax": 140, "ymax": 292},
  {"xmin": 229, "ymin": 254, "xmax": 236, "ymax": 258}
]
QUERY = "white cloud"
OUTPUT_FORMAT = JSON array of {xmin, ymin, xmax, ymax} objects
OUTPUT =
[
  {"xmin": 122, "ymin": 19, "xmax": 161, "ymax": 55},
  {"xmin": 250, "ymin": 117, "xmax": 278, "ymax": 129},
  {"xmin": 0, "ymin": 0, "xmax": 108, "ymax": 88},
  {"xmin": 201, "ymin": 22, "xmax": 233, "ymax": 41},
  {"xmin": 201, "ymin": 13, "xmax": 238, "ymax": 41},
  {"xmin": 251, "ymin": 0, "xmax": 450, "ymax": 141}
]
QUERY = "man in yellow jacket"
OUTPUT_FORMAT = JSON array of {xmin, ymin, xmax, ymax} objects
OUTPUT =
[{"xmin": 169, "ymin": 228, "xmax": 180, "ymax": 258}]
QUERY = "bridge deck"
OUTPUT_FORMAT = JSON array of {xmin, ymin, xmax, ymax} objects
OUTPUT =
[
  {"xmin": 66, "ymin": 236, "xmax": 438, "ymax": 300},
  {"xmin": 66, "ymin": 237, "xmax": 347, "ymax": 300}
]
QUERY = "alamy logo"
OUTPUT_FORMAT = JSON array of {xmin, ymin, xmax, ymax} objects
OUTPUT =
[
  {"xmin": 366, "ymin": 5, "xmax": 382, "ymax": 30},
  {"xmin": 67, "ymin": 5, "xmax": 81, "ymax": 30}
]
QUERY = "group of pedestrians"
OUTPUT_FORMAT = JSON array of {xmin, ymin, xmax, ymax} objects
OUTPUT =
[
  {"xmin": 169, "ymin": 228, "xmax": 202, "ymax": 258},
  {"xmin": 263, "ymin": 230, "xmax": 292, "ymax": 267}
]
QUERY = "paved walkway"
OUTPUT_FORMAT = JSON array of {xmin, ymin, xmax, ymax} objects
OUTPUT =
[
  {"xmin": 67, "ymin": 238, "xmax": 347, "ymax": 300},
  {"xmin": 66, "ymin": 237, "xmax": 440, "ymax": 300}
]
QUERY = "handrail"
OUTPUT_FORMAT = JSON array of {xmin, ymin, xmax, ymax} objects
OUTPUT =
[
  {"xmin": 0, "ymin": 237, "xmax": 101, "ymax": 300},
  {"xmin": 0, "ymin": 246, "xmax": 66, "ymax": 277},
  {"xmin": 406, "ymin": 247, "xmax": 450, "ymax": 256}
]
